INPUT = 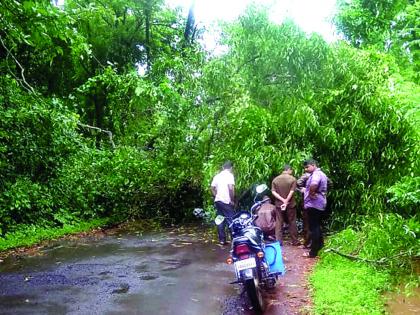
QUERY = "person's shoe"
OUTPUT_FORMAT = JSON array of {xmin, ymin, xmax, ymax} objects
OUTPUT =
[{"xmin": 219, "ymin": 241, "xmax": 228, "ymax": 246}]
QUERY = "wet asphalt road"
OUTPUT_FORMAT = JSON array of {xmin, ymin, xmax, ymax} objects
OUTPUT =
[{"xmin": 0, "ymin": 223, "xmax": 252, "ymax": 315}]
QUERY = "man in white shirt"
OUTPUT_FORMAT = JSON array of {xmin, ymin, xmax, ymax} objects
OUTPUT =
[{"xmin": 211, "ymin": 161, "xmax": 235, "ymax": 245}]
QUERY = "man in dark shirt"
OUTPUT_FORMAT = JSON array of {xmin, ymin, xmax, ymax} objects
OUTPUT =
[{"xmin": 271, "ymin": 164, "xmax": 300, "ymax": 246}]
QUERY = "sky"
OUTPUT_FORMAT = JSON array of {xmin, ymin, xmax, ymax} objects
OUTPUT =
[
  {"xmin": 55, "ymin": 0, "xmax": 339, "ymax": 53},
  {"xmin": 167, "ymin": 0, "xmax": 339, "ymax": 51}
]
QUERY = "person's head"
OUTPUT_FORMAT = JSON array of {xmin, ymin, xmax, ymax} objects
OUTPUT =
[
  {"xmin": 303, "ymin": 159, "xmax": 318, "ymax": 173},
  {"xmin": 283, "ymin": 164, "xmax": 293, "ymax": 175},
  {"xmin": 222, "ymin": 161, "xmax": 233, "ymax": 172}
]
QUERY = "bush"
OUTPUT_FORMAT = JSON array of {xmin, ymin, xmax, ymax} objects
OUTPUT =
[
  {"xmin": 0, "ymin": 76, "xmax": 81, "ymax": 233},
  {"xmin": 327, "ymin": 213, "xmax": 420, "ymax": 277}
]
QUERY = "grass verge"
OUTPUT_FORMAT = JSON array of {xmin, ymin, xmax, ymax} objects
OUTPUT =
[
  {"xmin": 0, "ymin": 218, "xmax": 113, "ymax": 252},
  {"xmin": 310, "ymin": 253, "xmax": 390, "ymax": 315},
  {"xmin": 309, "ymin": 213, "xmax": 419, "ymax": 314}
]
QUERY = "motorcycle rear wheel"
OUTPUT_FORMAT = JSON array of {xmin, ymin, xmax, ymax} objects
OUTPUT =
[{"xmin": 244, "ymin": 277, "xmax": 265, "ymax": 313}]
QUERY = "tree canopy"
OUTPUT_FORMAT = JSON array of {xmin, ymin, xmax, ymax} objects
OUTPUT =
[{"xmin": 0, "ymin": 0, "xmax": 418, "ymax": 236}]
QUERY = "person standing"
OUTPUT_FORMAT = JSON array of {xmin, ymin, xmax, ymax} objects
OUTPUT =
[
  {"xmin": 298, "ymin": 171, "xmax": 332, "ymax": 248},
  {"xmin": 302, "ymin": 159, "xmax": 328, "ymax": 258},
  {"xmin": 271, "ymin": 164, "xmax": 300, "ymax": 246},
  {"xmin": 211, "ymin": 161, "xmax": 235, "ymax": 245}
]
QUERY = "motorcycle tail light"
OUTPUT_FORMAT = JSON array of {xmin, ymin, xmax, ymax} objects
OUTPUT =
[
  {"xmin": 226, "ymin": 256, "xmax": 233, "ymax": 264},
  {"xmin": 257, "ymin": 251, "xmax": 264, "ymax": 258},
  {"xmin": 234, "ymin": 243, "xmax": 250, "ymax": 255}
]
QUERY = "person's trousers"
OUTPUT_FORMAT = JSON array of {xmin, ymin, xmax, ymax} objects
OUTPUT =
[
  {"xmin": 302, "ymin": 208, "xmax": 310, "ymax": 246},
  {"xmin": 307, "ymin": 207, "xmax": 325, "ymax": 257},
  {"xmin": 275, "ymin": 205, "xmax": 298, "ymax": 244},
  {"xmin": 214, "ymin": 201, "xmax": 235, "ymax": 243}
]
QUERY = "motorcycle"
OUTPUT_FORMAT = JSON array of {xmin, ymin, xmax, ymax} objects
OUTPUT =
[{"xmin": 215, "ymin": 184, "xmax": 285, "ymax": 313}]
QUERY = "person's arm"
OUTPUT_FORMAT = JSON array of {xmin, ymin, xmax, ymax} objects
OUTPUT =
[
  {"xmin": 309, "ymin": 183, "xmax": 318, "ymax": 198},
  {"xmin": 309, "ymin": 172, "xmax": 320, "ymax": 198},
  {"xmin": 228, "ymin": 184, "xmax": 235, "ymax": 205},
  {"xmin": 271, "ymin": 181, "xmax": 285, "ymax": 203},
  {"xmin": 296, "ymin": 174, "xmax": 307, "ymax": 188},
  {"xmin": 271, "ymin": 190, "xmax": 286, "ymax": 203},
  {"xmin": 297, "ymin": 173, "xmax": 309, "ymax": 193},
  {"xmin": 284, "ymin": 180, "xmax": 296, "ymax": 204},
  {"xmin": 271, "ymin": 181, "xmax": 286, "ymax": 203}
]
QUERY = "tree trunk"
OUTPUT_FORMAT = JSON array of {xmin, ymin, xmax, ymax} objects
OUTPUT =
[
  {"xmin": 145, "ymin": 1, "xmax": 152, "ymax": 71},
  {"xmin": 184, "ymin": 1, "xmax": 196, "ymax": 44}
]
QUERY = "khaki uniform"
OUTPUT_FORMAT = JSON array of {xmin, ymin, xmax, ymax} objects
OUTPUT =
[{"xmin": 271, "ymin": 173, "xmax": 299, "ymax": 244}]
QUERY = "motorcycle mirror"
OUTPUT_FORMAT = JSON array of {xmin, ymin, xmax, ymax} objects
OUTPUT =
[
  {"xmin": 214, "ymin": 215, "xmax": 225, "ymax": 225},
  {"xmin": 255, "ymin": 184, "xmax": 268, "ymax": 194}
]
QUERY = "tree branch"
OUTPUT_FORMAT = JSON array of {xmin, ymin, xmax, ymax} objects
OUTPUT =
[
  {"xmin": 325, "ymin": 248, "xmax": 387, "ymax": 265},
  {"xmin": 235, "ymin": 54, "xmax": 262, "ymax": 75},
  {"xmin": 77, "ymin": 122, "xmax": 116, "ymax": 149},
  {"xmin": 0, "ymin": 35, "xmax": 115, "ymax": 149},
  {"xmin": 0, "ymin": 35, "xmax": 36, "ymax": 94}
]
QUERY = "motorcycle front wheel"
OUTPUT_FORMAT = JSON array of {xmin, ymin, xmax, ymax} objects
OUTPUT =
[{"xmin": 244, "ymin": 277, "xmax": 265, "ymax": 313}]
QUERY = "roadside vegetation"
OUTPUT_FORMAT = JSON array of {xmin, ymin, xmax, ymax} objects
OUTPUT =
[
  {"xmin": 311, "ymin": 213, "xmax": 419, "ymax": 314},
  {"xmin": 0, "ymin": 0, "xmax": 418, "ymax": 313},
  {"xmin": 0, "ymin": 218, "xmax": 110, "ymax": 251}
]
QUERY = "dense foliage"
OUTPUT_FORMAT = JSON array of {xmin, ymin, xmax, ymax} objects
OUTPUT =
[
  {"xmin": 0, "ymin": 0, "xmax": 204, "ymax": 235},
  {"xmin": 199, "ymin": 7, "xmax": 419, "ymax": 227},
  {"xmin": 0, "ymin": 0, "xmax": 418, "ymax": 259},
  {"xmin": 335, "ymin": 0, "xmax": 419, "ymax": 81}
]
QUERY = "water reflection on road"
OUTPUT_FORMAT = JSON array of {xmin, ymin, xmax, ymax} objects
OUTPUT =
[{"xmin": 0, "ymin": 223, "xmax": 240, "ymax": 315}]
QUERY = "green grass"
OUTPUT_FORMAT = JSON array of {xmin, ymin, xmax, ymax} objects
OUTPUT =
[
  {"xmin": 310, "ymin": 253, "xmax": 390, "ymax": 315},
  {"xmin": 0, "ymin": 218, "xmax": 113, "ymax": 252}
]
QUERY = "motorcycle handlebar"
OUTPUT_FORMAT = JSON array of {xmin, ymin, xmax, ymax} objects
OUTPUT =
[{"xmin": 227, "ymin": 214, "xmax": 256, "ymax": 229}]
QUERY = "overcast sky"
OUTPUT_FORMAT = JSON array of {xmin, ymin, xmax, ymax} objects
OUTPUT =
[
  {"xmin": 55, "ymin": 0, "xmax": 339, "ymax": 53},
  {"xmin": 167, "ymin": 0, "xmax": 339, "ymax": 43}
]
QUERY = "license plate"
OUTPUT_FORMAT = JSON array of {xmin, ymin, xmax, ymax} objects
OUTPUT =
[{"xmin": 234, "ymin": 257, "xmax": 256, "ymax": 271}]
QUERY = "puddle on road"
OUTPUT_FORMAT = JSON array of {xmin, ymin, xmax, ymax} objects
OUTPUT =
[{"xmin": 0, "ymin": 223, "xmax": 239, "ymax": 315}]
